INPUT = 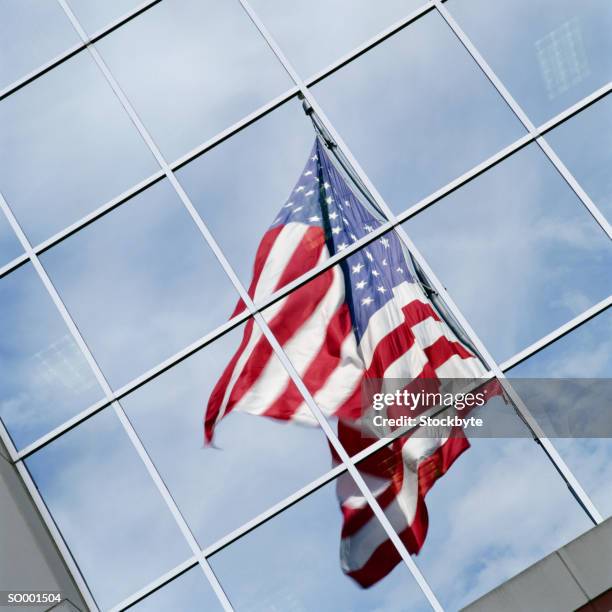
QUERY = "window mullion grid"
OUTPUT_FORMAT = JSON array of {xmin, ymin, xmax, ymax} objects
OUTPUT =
[
  {"xmin": 238, "ymin": 0, "xmax": 604, "ymax": 576},
  {"xmin": 234, "ymin": 1, "xmax": 449, "ymax": 610},
  {"xmin": 111, "ymin": 398, "xmax": 235, "ymax": 612},
  {"xmin": 0, "ymin": 0, "xmax": 608, "ymax": 609},
  {"xmin": 69, "ymin": 0, "xmax": 612, "ymax": 608},
  {"xmin": 432, "ymin": 0, "xmax": 611, "ymax": 238},
  {"xmin": 54, "ymin": 0, "xmax": 441, "ymax": 608},
  {"xmin": 0, "ymin": 195, "xmax": 101, "ymax": 611},
  {"xmin": 500, "ymin": 296, "xmax": 612, "ymax": 372},
  {"xmin": 303, "ymin": 1, "xmax": 435, "ymax": 86},
  {"xmin": 1, "ymin": 264, "xmax": 607, "ymax": 611},
  {"xmin": 22, "ymin": 1, "xmax": 244, "ymax": 609},
  {"xmin": 2, "ymin": 295, "xmax": 606, "ymax": 611},
  {"xmin": 302, "ymin": 20, "xmax": 606, "ymax": 526},
  {"xmin": 0, "ymin": 83, "xmax": 300, "ymax": 283},
  {"xmin": 0, "ymin": 80, "xmax": 608, "ymax": 283},
  {"xmin": 0, "ymin": 0, "xmax": 435, "ymax": 104},
  {"xmin": 535, "ymin": 136, "xmax": 611, "ymax": 237},
  {"xmin": 297, "ymin": 79, "xmax": 606, "ymax": 574},
  {"xmin": 59, "ymin": 0, "xmax": 443, "ymax": 608},
  {"xmin": 10, "ymin": 248, "xmax": 610, "ymax": 465},
  {"xmin": 2, "ymin": 182, "xmax": 235, "ymax": 610},
  {"xmin": 0, "ymin": 0, "xmax": 163, "ymax": 102},
  {"xmin": 108, "ymin": 557, "xmax": 200, "ymax": 612}
]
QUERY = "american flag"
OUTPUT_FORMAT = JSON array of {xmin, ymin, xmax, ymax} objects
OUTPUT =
[{"xmin": 205, "ymin": 138, "xmax": 488, "ymax": 586}]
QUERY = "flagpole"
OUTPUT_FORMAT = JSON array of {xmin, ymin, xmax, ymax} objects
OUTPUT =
[
  {"xmin": 300, "ymin": 95, "xmax": 387, "ymax": 221},
  {"xmin": 300, "ymin": 96, "xmax": 489, "ymax": 363}
]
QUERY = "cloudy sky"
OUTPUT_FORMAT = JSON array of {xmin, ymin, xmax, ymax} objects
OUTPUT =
[{"xmin": 1, "ymin": 0, "xmax": 611, "ymax": 609}]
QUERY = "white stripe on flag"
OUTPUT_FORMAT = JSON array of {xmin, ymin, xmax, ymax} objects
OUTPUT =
[
  {"xmin": 234, "ymin": 256, "xmax": 343, "ymax": 416},
  {"xmin": 253, "ymin": 223, "xmax": 310, "ymax": 302}
]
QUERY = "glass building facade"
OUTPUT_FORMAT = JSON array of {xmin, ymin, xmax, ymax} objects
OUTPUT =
[{"xmin": 0, "ymin": 0, "xmax": 610, "ymax": 610}]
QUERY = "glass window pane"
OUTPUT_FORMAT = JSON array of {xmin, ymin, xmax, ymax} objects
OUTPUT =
[
  {"xmin": 40, "ymin": 180, "xmax": 238, "ymax": 389},
  {"xmin": 209, "ymin": 478, "xmax": 432, "ymax": 611},
  {"xmin": 96, "ymin": 0, "xmax": 293, "ymax": 161},
  {"xmin": 177, "ymin": 99, "xmax": 314, "ymax": 292},
  {"xmin": 356, "ymin": 402, "xmax": 593, "ymax": 610},
  {"xmin": 178, "ymin": 100, "xmax": 384, "ymax": 303},
  {"xmin": 121, "ymin": 321, "xmax": 333, "ymax": 548},
  {"xmin": 545, "ymin": 95, "xmax": 612, "ymax": 223},
  {"xmin": 249, "ymin": 0, "xmax": 430, "ymax": 78},
  {"xmin": 67, "ymin": 0, "xmax": 145, "ymax": 34},
  {"xmin": 404, "ymin": 143, "xmax": 612, "ymax": 362},
  {"xmin": 0, "ymin": 210, "xmax": 22, "ymax": 267},
  {"xmin": 259, "ymin": 222, "xmax": 491, "ymax": 446},
  {"xmin": 0, "ymin": 53, "xmax": 159, "ymax": 245},
  {"xmin": 131, "ymin": 567, "xmax": 222, "ymax": 612},
  {"xmin": 0, "ymin": 263, "xmax": 103, "ymax": 450},
  {"xmin": 25, "ymin": 408, "xmax": 192, "ymax": 609},
  {"xmin": 447, "ymin": 0, "xmax": 612, "ymax": 124},
  {"xmin": 508, "ymin": 309, "xmax": 612, "ymax": 519},
  {"xmin": 313, "ymin": 10, "xmax": 526, "ymax": 213},
  {"xmin": 0, "ymin": 0, "xmax": 78, "ymax": 90}
]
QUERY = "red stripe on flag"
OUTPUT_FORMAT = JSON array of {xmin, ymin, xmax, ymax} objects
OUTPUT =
[
  {"xmin": 341, "ymin": 434, "xmax": 470, "ymax": 587},
  {"xmin": 230, "ymin": 224, "xmax": 326, "ymax": 317},
  {"xmin": 231, "ymin": 226, "xmax": 283, "ymax": 318},
  {"xmin": 346, "ymin": 534, "xmax": 405, "ymax": 588},
  {"xmin": 366, "ymin": 299, "xmax": 440, "ymax": 378},
  {"xmin": 424, "ymin": 335, "xmax": 473, "ymax": 371},
  {"xmin": 204, "ymin": 317, "xmax": 257, "ymax": 443},
  {"xmin": 204, "ymin": 225, "xmax": 329, "ymax": 441},
  {"xmin": 275, "ymin": 225, "xmax": 327, "ymax": 290},
  {"xmin": 365, "ymin": 326, "xmax": 416, "ymax": 379},
  {"xmin": 340, "ymin": 461, "xmax": 402, "ymax": 538},
  {"xmin": 262, "ymin": 303, "xmax": 352, "ymax": 420},
  {"xmin": 221, "ymin": 262, "xmax": 335, "ymax": 416},
  {"xmin": 417, "ymin": 430, "xmax": 469, "ymax": 497},
  {"xmin": 332, "ymin": 299, "xmax": 443, "ymax": 420},
  {"xmin": 402, "ymin": 299, "xmax": 441, "ymax": 325}
]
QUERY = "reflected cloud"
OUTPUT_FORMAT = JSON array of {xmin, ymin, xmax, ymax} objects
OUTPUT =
[
  {"xmin": 25, "ymin": 409, "xmax": 191, "ymax": 610},
  {"xmin": 405, "ymin": 144, "xmax": 612, "ymax": 361},
  {"xmin": 416, "ymin": 437, "xmax": 591, "ymax": 609}
]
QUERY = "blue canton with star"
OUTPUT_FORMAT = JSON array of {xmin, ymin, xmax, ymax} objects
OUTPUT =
[{"xmin": 272, "ymin": 139, "xmax": 414, "ymax": 342}]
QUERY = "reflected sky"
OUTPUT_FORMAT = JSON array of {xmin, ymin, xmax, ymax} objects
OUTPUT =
[
  {"xmin": 508, "ymin": 309, "xmax": 612, "ymax": 520},
  {"xmin": 66, "ymin": 0, "xmax": 145, "ymax": 34},
  {"xmin": 546, "ymin": 94, "xmax": 612, "ymax": 224},
  {"xmin": 130, "ymin": 567, "xmax": 222, "ymax": 612},
  {"xmin": 95, "ymin": 0, "xmax": 293, "ymax": 161},
  {"xmin": 39, "ymin": 179, "xmax": 239, "ymax": 390},
  {"xmin": 0, "ymin": 52, "xmax": 159, "ymax": 245},
  {"xmin": 0, "ymin": 0, "xmax": 78, "ymax": 90},
  {"xmin": 250, "ymin": 0, "xmax": 429, "ymax": 78},
  {"xmin": 0, "ymin": 263, "xmax": 103, "ymax": 449},
  {"xmin": 0, "ymin": 210, "xmax": 22, "ymax": 267},
  {"xmin": 405, "ymin": 143, "xmax": 612, "ymax": 362},
  {"xmin": 0, "ymin": 2, "xmax": 609, "ymax": 609},
  {"xmin": 25, "ymin": 408, "xmax": 192, "ymax": 610},
  {"xmin": 313, "ymin": 9, "xmax": 526, "ymax": 213},
  {"xmin": 345, "ymin": 386, "xmax": 593, "ymax": 609},
  {"xmin": 177, "ymin": 98, "xmax": 315, "ymax": 292},
  {"xmin": 121, "ymin": 321, "xmax": 333, "ymax": 549},
  {"xmin": 411, "ymin": 434, "xmax": 592, "ymax": 609},
  {"xmin": 446, "ymin": 0, "xmax": 612, "ymax": 125},
  {"xmin": 210, "ymin": 478, "xmax": 431, "ymax": 612}
]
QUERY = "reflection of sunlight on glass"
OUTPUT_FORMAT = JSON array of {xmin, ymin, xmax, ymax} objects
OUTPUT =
[
  {"xmin": 535, "ymin": 18, "xmax": 590, "ymax": 100},
  {"xmin": 31, "ymin": 334, "xmax": 97, "ymax": 395}
]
